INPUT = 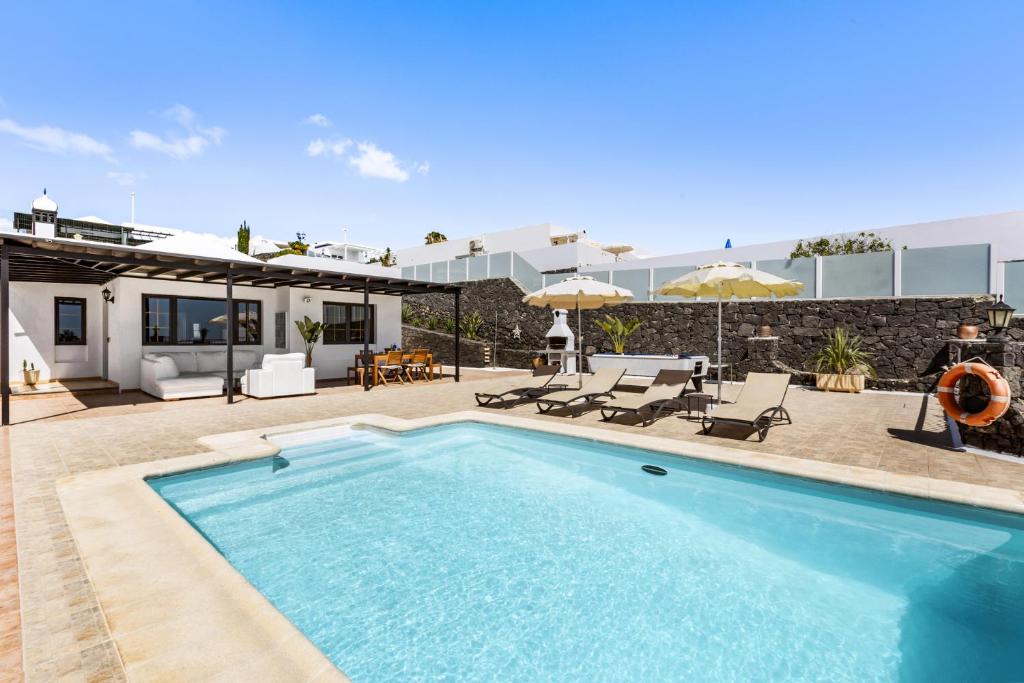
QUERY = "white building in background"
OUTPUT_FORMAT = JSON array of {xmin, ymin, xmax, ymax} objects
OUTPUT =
[
  {"xmin": 308, "ymin": 240, "xmax": 382, "ymax": 264},
  {"xmin": 393, "ymin": 223, "xmax": 631, "ymax": 272}
]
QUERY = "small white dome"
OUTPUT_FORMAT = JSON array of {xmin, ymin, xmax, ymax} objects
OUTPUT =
[{"xmin": 32, "ymin": 191, "xmax": 57, "ymax": 213}]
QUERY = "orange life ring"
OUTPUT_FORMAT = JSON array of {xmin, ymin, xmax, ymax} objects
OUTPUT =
[{"xmin": 936, "ymin": 362, "xmax": 1011, "ymax": 427}]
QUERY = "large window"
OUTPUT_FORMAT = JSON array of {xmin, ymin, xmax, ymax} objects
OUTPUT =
[
  {"xmin": 323, "ymin": 302, "xmax": 375, "ymax": 344},
  {"xmin": 55, "ymin": 297, "xmax": 86, "ymax": 345},
  {"xmin": 143, "ymin": 295, "xmax": 261, "ymax": 345}
]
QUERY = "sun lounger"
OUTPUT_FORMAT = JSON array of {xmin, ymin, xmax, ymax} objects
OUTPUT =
[
  {"xmin": 599, "ymin": 369, "xmax": 693, "ymax": 426},
  {"xmin": 535, "ymin": 367, "xmax": 626, "ymax": 417},
  {"xmin": 474, "ymin": 365, "xmax": 567, "ymax": 408},
  {"xmin": 701, "ymin": 372, "xmax": 792, "ymax": 442}
]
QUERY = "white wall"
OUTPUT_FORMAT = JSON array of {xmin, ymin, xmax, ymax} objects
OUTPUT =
[
  {"xmin": 285, "ymin": 288, "xmax": 402, "ymax": 380},
  {"xmin": 8, "ymin": 282, "xmax": 103, "ymax": 382},
  {"xmin": 395, "ymin": 224, "xmax": 566, "ymax": 266},
  {"xmin": 584, "ymin": 211, "xmax": 1024, "ymax": 274}
]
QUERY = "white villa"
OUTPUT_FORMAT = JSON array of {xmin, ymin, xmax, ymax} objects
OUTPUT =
[{"xmin": 1, "ymin": 192, "xmax": 461, "ymax": 424}]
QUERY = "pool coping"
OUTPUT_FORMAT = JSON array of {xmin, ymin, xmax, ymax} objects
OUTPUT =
[{"xmin": 55, "ymin": 411, "xmax": 1024, "ymax": 681}]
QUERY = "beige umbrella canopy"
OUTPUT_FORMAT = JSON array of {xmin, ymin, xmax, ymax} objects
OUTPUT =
[
  {"xmin": 658, "ymin": 262, "xmax": 804, "ymax": 404},
  {"xmin": 523, "ymin": 275, "xmax": 634, "ymax": 387}
]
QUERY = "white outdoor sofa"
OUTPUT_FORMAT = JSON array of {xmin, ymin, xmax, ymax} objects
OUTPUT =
[
  {"xmin": 241, "ymin": 353, "xmax": 315, "ymax": 399},
  {"xmin": 140, "ymin": 350, "xmax": 258, "ymax": 400}
]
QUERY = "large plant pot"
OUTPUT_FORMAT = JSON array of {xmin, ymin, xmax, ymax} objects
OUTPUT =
[
  {"xmin": 816, "ymin": 373, "xmax": 865, "ymax": 393},
  {"xmin": 22, "ymin": 369, "xmax": 40, "ymax": 386}
]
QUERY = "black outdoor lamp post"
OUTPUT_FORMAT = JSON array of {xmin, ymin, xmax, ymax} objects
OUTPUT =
[{"xmin": 985, "ymin": 295, "xmax": 1015, "ymax": 338}]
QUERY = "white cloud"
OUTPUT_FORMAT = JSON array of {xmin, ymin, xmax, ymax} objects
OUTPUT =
[
  {"xmin": 348, "ymin": 142, "xmax": 410, "ymax": 182},
  {"xmin": 415, "ymin": 161, "xmax": 430, "ymax": 176},
  {"xmin": 306, "ymin": 113, "xmax": 331, "ymax": 127},
  {"xmin": 306, "ymin": 137, "xmax": 351, "ymax": 157},
  {"xmin": 130, "ymin": 105, "xmax": 225, "ymax": 160},
  {"xmin": 107, "ymin": 171, "xmax": 144, "ymax": 186},
  {"xmin": 0, "ymin": 118, "xmax": 114, "ymax": 160}
]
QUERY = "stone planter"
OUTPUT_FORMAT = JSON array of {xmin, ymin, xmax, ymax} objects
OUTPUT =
[
  {"xmin": 23, "ymin": 369, "xmax": 40, "ymax": 386},
  {"xmin": 815, "ymin": 373, "xmax": 865, "ymax": 393}
]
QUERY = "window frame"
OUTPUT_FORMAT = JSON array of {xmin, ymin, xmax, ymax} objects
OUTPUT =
[
  {"xmin": 141, "ymin": 294, "xmax": 263, "ymax": 346},
  {"xmin": 322, "ymin": 301, "xmax": 376, "ymax": 345},
  {"xmin": 54, "ymin": 297, "xmax": 87, "ymax": 346}
]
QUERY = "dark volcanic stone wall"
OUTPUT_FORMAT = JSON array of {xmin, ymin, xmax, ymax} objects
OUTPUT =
[
  {"xmin": 405, "ymin": 278, "xmax": 1020, "ymax": 387},
  {"xmin": 404, "ymin": 278, "xmax": 1024, "ymax": 455}
]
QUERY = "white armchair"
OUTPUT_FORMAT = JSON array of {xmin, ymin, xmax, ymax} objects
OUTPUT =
[{"xmin": 241, "ymin": 353, "xmax": 315, "ymax": 399}]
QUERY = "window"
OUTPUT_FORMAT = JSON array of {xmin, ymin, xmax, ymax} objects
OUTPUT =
[
  {"xmin": 142, "ymin": 295, "xmax": 261, "ymax": 345},
  {"xmin": 55, "ymin": 297, "xmax": 86, "ymax": 345},
  {"xmin": 323, "ymin": 302, "xmax": 375, "ymax": 344}
]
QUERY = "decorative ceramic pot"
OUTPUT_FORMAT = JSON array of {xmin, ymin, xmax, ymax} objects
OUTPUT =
[
  {"xmin": 23, "ymin": 369, "xmax": 40, "ymax": 386},
  {"xmin": 757, "ymin": 325, "xmax": 773, "ymax": 337},
  {"xmin": 957, "ymin": 324, "xmax": 979, "ymax": 340}
]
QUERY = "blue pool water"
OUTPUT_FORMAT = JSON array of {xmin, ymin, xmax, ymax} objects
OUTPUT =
[{"xmin": 150, "ymin": 423, "xmax": 1024, "ymax": 682}]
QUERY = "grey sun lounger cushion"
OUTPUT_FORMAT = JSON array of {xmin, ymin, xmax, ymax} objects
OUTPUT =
[
  {"xmin": 599, "ymin": 369, "xmax": 693, "ymax": 426},
  {"xmin": 474, "ymin": 365, "xmax": 567, "ymax": 407},
  {"xmin": 701, "ymin": 372, "xmax": 792, "ymax": 442},
  {"xmin": 535, "ymin": 367, "xmax": 626, "ymax": 417}
]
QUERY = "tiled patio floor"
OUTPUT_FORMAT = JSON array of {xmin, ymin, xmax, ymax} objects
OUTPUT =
[{"xmin": 6, "ymin": 371, "xmax": 1024, "ymax": 681}]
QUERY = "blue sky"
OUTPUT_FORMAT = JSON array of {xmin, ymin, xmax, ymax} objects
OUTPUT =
[{"xmin": 1, "ymin": 1, "xmax": 1021, "ymax": 255}]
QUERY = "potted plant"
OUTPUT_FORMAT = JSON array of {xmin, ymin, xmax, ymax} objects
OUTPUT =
[
  {"xmin": 594, "ymin": 314, "xmax": 644, "ymax": 354},
  {"xmin": 809, "ymin": 328, "xmax": 876, "ymax": 393},
  {"xmin": 22, "ymin": 360, "xmax": 40, "ymax": 386},
  {"xmin": 294, "ymin": 316, "xmax": 324, "ymax": 368}
]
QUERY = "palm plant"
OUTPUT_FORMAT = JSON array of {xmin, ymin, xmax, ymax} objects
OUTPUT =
[
  {"xmin": 809, "ymin": 328, "xmax": 876, "ymax": 376},
  {"xmin": 294, "ymin": 316, "xmax": 324, "ymax": 368},
  {"xmin": 460, "ymin": 312, "xmax": 484, "ymax": 340},
  {"xmin": 594, "ymin": 314, "xmax": 644, "ymax": 354}
]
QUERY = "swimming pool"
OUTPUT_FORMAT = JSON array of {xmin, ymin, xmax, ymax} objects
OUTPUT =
[{"xmin": 150, "ymin": 422, "xmax": 1024, "ymax": 681}]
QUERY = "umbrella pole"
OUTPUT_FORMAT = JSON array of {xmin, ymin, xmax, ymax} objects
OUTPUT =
[
  {"xmin": 577, "ymin": 294, "xmax": 583, "ymax": 389},
  {"xmin": 717, "ymin": 293, "xmax": 723, "ymax": 406}
]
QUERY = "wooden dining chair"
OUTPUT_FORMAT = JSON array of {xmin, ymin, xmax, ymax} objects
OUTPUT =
[
  {"xmin": 378, "ymin": 350, "xmax": 409, "ymax": 385},
  {"xmin": 405, "ymin": 348, "xmax": 431, "ymax": 381}
]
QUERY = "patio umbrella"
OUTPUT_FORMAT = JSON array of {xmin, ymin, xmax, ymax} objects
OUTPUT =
[
  {"xmin": 657, "ymin": 262, "xmax": 804, "ymax": 405},
  {"xmin": 523, "ymin": 275, "xmax": 634, "ymax": 388}
]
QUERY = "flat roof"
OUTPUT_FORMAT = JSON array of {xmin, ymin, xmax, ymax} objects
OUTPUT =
[{"xmin": 0, "ymin": 233, "xmax": 459, "ymax": 295}]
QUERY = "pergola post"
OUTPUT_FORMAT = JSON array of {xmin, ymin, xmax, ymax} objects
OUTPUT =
[
  {"xmin": 225, "ymin": 266, "xmax": 234, "ymax": 404},
  {"xmin": 362, "ymin": 280, "xmax": 371, "ymax": 391},
  {"xmin": 1, "ymin": 242, "xmax": 9, "ymax": 426},
  {"xmin": 454, "ymin": 288, "xmax": 460, "ymax": 382}
]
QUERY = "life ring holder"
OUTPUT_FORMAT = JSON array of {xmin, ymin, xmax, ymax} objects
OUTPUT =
[{"xmin": 936, "ymin": 358, "xmax": 1011, "ymax": 427}]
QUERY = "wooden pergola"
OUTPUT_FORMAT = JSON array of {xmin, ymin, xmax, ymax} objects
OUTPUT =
[{"xmin": 0, "ymin": 234, "xmax": 463, "ymax": 425}]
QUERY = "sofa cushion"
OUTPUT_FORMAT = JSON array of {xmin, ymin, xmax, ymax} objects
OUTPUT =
[
  {"xmin": 235, "ymin": 350, "xmax": 258, "ymax": 369},
  {"xmin": 162, "ymin": 351, "xmax": 198, "ymax": 373},
  {"xmin": 146, "ymin": 354, "xmax": 180, "ymax": 379},
  {"xmin": 262, "ymin": 352, "xmax": 305, "ymax": 369},
  {"xmin": 196, "ymin": 351, "xmax": 226, "ymax": 373},
  {"xmin": 157, "ymin": 375, "xmax": 224, "ymax": 393}
]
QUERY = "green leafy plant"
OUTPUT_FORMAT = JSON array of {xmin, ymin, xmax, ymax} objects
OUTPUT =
[
  {"xmin": 790, "ymin": 232, "xmax": 893, "ymax": 259},
  {"xmin": 442, "ymin": 317, "xmax": 456, "ymax": 333},
  {"xmin": 594, "ymin": 314, "xmax": 644, "ymax": 353},
  {"xmin": 236, "ymin": 221, "xmax": 250, "ymax": 255},
  {"xmin": 369, "ymin": 247, "xmax": 397, "ymax": 267},
  {"xmin": 460, "ymin": 312, "xmax": 484, "ymax": 340},
  {"xmin": 424, "ymin": 231, "xmax": 448, "ymax": 245},
  {"xmin": 808, "ymin": 328, "xmax": 876, "ymax": 376},
  {"xmin": 401, "ymin": 303, "xmax": 415, "ymax": 323},
  {"xmin": 294, "ymin": 316, "xmax": 324, "ymax": 368},
  {"xmin": 425, "ymin": 314, "xmax": 440, "ymax": 330}
]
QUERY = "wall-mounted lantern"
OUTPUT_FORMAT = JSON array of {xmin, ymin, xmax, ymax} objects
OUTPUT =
[
  {"xmin": 986, "ymin": 295, "xmax": 1015, "ymax": 338},
  {"xmin": 101, "ymin": 287, "xmax": 115, "ymax": 304}
]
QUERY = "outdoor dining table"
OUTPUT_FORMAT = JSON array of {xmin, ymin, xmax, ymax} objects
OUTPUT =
[{"xmin": 352, "ymin": 351, "xmax": 440, "ymax": 386}]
